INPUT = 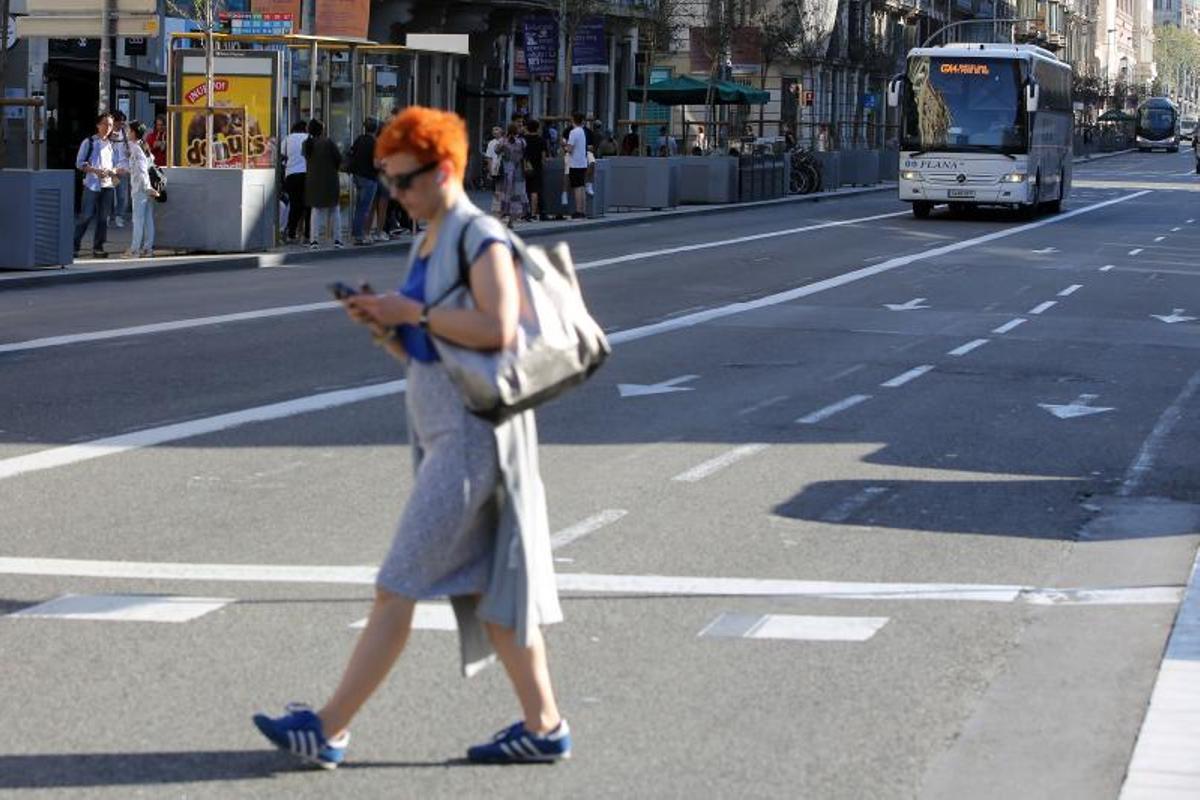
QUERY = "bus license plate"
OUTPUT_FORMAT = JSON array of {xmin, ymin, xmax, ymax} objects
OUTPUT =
[{"xmin": 948, "ymin": 189, "xmax": 975, "ymax": 198}]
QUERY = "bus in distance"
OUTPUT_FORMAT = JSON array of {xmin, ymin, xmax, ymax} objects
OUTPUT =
[
  {"xmin": 888, "ymin": 43, "xmax": 1073, "ymax": 219},
  {"xmin": 1135, "ymin": 98, "xmax": 1181, "ymax": 152}
]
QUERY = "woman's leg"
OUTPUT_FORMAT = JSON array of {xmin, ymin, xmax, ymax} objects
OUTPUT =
[
  {"xmin": 143, "ymin": 195, "xmax": 155, "ymax": 252},
  {"xmin": 128, "ymin": 193, "xmax": 145, "ymax": 253},
  {"xmin": 484, "ymin": 621, "xmax": 562, "ymax": 735},
  {"xmin": 317, "ymin": 587, "xmax": 416, "ymax": 738}
]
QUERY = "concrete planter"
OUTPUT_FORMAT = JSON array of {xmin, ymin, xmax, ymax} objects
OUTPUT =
[
  {"xmin": 813, "ymin": 152, "xmax": 841, "ymax": 192},
  {"xmin": 155, "ymin": 168, "xmax": 279, "ymax": 253},
  {"xmin": 603, "ymin": 156, "xmax": 680, "ymax": 210},
  {"xmin": 739, "ymin": 155, "xmax": 787, "ymax": 201},
  {"xmin": 879, "ymin": 149, "xmax": 899, "ymax": 181},
  {"xmin": 840, "ymin": 150, "xmax": 881, "ymax": 186},
  {"xmin": 679, "ymin": 156, "xmax": 738, "ymax": 204},
  {"xmin": 0, "ymin": 169, "xmax": 74, "ymax": 269}
]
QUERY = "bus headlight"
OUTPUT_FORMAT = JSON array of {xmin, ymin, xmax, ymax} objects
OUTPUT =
[
  {"xmin": 1001, "ymin": 172, "xmax": 1028, "ymax": 183},
  {"xmin": 900, "ymin": 169, "xmax": 922, "ymax": 181}
]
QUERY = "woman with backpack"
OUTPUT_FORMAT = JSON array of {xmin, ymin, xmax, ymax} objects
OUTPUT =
[
  {"xmin": 122, "ymin": 120, "xmax": 160, "ymax": 258},
  {"xmin": 252, "ymin": 105, "xmax": 570, "ymax": 770},
  {"xmin": 303, "ymin": 119, "xmax": 344, "ymax": 249}
]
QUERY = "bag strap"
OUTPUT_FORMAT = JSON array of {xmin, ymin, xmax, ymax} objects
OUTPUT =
[{"xmin": 423, "ymin": 213, "xmax": 489, "ymax": 309}]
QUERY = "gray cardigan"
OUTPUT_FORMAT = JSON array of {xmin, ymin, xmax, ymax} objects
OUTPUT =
[{"xmin": 402, "ymin": 194, "xmax": 564, "ymax": 677}]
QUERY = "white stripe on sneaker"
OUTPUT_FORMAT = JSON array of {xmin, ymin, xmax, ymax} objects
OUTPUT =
[
  {"xmin": 499, "ymin": 741, "xmax": 516, "ymax": 759},
  {"xmin": 287, "ymin": 729, "xmax": 297, "ymax": 754},
  {"xmin": 518, "ymin": 737, "xmax": 539, "ymax": 758}
]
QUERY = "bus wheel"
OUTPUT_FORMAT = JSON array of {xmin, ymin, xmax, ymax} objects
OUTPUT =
[
  {"xmin": 1022, "ymin": 176, "xmax": 1041, "ymax": 219},
  {"xmin": 1045, "ymin": 170, "xmax": 1064, "ymax": 214},
  {"xmin": 912, "ymin": 201, "xmax": 932, "ymax": 219}
]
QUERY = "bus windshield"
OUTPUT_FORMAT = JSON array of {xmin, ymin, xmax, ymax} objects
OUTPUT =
[
  {"xmin": 903, "ymin": 57, "xmax": 1027, "ymax": 153},
  {"xmin": 1138, "ymin": 107, "xmax": 1176, "ymax": 138}
]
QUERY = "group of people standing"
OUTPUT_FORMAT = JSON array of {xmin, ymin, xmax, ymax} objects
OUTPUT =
[
  {"xmin": 281, "ymin": 111, "xmax": 417, "ymax": 249},
  {"xmin": 484, "ymin": 112, "xmax": 601, "ymax": 225},
  {"xmin": 73, "ymin": 111, "xmax": 167, "ymax": 259}
]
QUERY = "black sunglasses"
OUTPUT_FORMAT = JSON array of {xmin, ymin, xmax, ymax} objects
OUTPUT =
[{"xmin": 381, "ymin": 161, "xmax": 438, "ymax": 192}]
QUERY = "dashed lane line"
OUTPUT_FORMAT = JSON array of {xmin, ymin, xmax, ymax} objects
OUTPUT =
[
  {"xmin": 1058, "ymin": 285, "xmax": 1083, "ymax": 297},
  {"xmin": 1028, "ymin": 301, "xmax": 1057, "ymax": 315},
  {"xmin": 1101, "ymin": 265, "xmax": 1116, "ymax": 272},
  {"xmin": 948, "ymin": 339, "xmax": 990, "ymax": 357},
  {"xmin": 796, "ymin": 394, "xmax": 872, "ymax": 425},
  {"xmin": 672, "ymin": 444, "xmax": 772, "ymax": 482},
  {"xmin": 880, "ymin": 365, "xmax": 935, "ymax": 388},
  {"xmin": 549, "ymin": 509, "xmax": 629, "ymax": 549},
  {"xmin": 992, "ymin": 319, "xmax": 1027, "ymax": 334},
  {"xmin": 1130, "ymin": 248, "xmax": 1145, "ymax": 256}
]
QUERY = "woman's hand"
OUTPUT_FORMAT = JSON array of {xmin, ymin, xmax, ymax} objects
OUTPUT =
[{"xmin": 344, "ymin": 292, "xmax": 421, "ymax": 328}]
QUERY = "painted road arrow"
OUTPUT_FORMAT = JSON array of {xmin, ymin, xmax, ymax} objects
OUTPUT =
[
  {"xmin": 1151, "ymin": 309, "xmax": 1198, "ymax": 324},
  {"xmin": 883, "ymin": 298, "xmax": 930, "ymax": 311},
  {"xmin": 1038, "ymin": 393, "xmax": 1115, "ymax": 419},
  {"xmin": 618, "ymin": 374, "xmax": 699, "ymax": 398}
]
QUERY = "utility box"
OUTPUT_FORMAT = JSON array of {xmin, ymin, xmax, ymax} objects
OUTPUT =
[
  {"xmin": 154, "ymin": 168, "xmax": 278, "ymax": 253},
  {"xmin": 0, "ymin": 170, "xmax": 75, "ymax": 270}
]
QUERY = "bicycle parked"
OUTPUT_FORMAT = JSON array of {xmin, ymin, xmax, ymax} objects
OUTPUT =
[{"xmin": 789, "ymin": 148, "xmax": 823, "ymax": 195}]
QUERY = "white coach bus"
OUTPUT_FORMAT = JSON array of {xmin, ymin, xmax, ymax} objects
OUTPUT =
[{"xmin": 888, "ymin": 43, "xmax": 1073, "ymax": 219}]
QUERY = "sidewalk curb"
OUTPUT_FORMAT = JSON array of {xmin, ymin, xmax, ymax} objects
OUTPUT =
[
  {"xmin": 0, "ymin": 183, "xmax": 893, "ymax": 291},
  {"xmin": 1073, "ymin": 148, "xmax": 1135, "ymax": 164}
]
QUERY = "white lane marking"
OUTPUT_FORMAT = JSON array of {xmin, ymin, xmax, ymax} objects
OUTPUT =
[
  {"xmin": 0, "ymin": 192, "xmax": 1152, "ymax": 481},
  {"xmin": 1119, "ymin": 551, "xmax": 1200, "ymax": 799},
  {"xmin": 1129, "ymin": 248, "xmax": 1145, "ymax": 256},
  {"xmin": 826, "ymin": 364, "xmax": 866, "ymax": 382},
  {"xmin": 1100, "ymin": 264, "xmax": 1116, "ymax": 271},
  {"xmin": 992, "ymin": 318, "xmax": 1027, "ymax": 334},
  {"xmin": 672, "ymin": 444, "xmax": 771, "ymax": 482},
  {"xmin": 1151, "ymin": 309, "xmax": 1198, "ymax": 324},
  {"xmin": 1031, "ymin": 247, "xmax": 1058, "ymax": 254},
  {"xmin": 6, "ymin": 594, "xmax": 232, "ymax": 623},
  {"xmin": 883, "ymin": 297, "xmax": 930, "ymax": 311},
  {"xmin": 550, "ymin": 509, "xmax": 628, "ymax": 549},
  {"xmin": 736, "ymin": 394, "xmax": 789, "ymax": 416},
  {"xmin": 796, "ymin": 394, "xmax": 872, "ymax": 425},
  {"xmin": 880, "ymin": 365, "xmax": 934, "ymax": 388},
  {"xmin": 1028, "ymin": 301, "xmax": 1057, "ymax": 315},
  {"xmin": 0, "ymin": 557, "xmax": 1182, "ymax": 605},
  {"xmin": 0, "ymin": 213, "xmax": 909, "ymax": 355},
  {"xmin": 1058, "ymin": 284, "xmax": 1083, "ymax": 297},
  {"xmin": 821, "ymin": 486, "xmax": 890, "ymax": 523},
  {"xmin": 617, "ymin": 374, "xmax": 699, "ymax": 398},
  {"xmin": 0, "ymin": 302, "xmax": 339, "ymax": 356},
  {"xmin": 577, "ymin": 210, "xmax": 911, "ymax": 270},
  {"xmin": 0, "ymin": 380, "xmax": 406, "ymax": 482},
  {"xmin": 698, "ymin": 613, "xmax": 890, "ymax": 642},
  {"xmin": 1038, "ymin": 393, "xmax": 1115, "ymax": 419},
  {"xmin": 607, "ymin": 192, "xmax": 1150, "ymax": 347},
  {"xmin": 349, "ymin": 603, "xmax": 457, "ymax": 632},
  {"xmin": 1118, "ymin": 368, "xmax": 1200, "ymax": 497},
  {"xmin": 948, "ymin": 339, "xmax": 990, "ymax": 357},
  {"xmin": 1154, "ymin": 236, "xmax": 1166, "ymax": 242},
  {"xmin": 1188, "ymin": 219, "xmax": 1195, "ymax": 224},
  {"xmin": 1171, "ymin": 226, "xmax": 1182, "ymax": 232}
]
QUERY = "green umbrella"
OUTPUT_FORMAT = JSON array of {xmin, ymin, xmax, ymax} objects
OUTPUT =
[
  {"xmin": 1097, "ymin": 109, "xmax": 1134, "ymax": 122},
  {"xmin": 626, "ymin": 75, "xmax": 768, "ymax": 106}
]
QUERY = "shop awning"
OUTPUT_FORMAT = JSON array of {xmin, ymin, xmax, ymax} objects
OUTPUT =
[
  {"xmin": 48, "ymin": 58, "xmax": 164, "ymax": 90},
  {"xmin": 626, "ymin": 75, "xmax": 769, "ymax": 106}
]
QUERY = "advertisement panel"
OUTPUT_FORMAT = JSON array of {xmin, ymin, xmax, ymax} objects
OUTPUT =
[
  {"xmin": 253, "ymin": 0, "xmax": 301, "ymax": 21},
  {"xmin": 572, "ymin": 16, "xmax": 608, "ymax": 75},
  {"xmin": 172, "ymin": 50, "xmax": 280, "ymax": 168},
  {"xmin": 315, "ymin": 0, "xmax": 369, "ymax": 39},
  {"xmin": 522, "ymin": 16, "xmax": 558, "ymax": 79}
]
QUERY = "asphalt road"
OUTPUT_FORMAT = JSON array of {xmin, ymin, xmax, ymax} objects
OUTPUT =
[{"xmin": 2, "ymin": 149, "xmax": 1199, "ymax": 799}]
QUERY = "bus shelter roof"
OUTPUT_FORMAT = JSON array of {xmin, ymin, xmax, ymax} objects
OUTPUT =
[{"xmin": 626, "ymin": 75, "xmax": 769, "ymax": 106}]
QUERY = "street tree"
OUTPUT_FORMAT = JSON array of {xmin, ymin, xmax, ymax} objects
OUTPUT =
[
  {"xmin": 753, "ymin": 2, "xmax": 803, "ymax": 135},
  {"xmin": 1152, "ymin": 24, "xmax": 1200, "ymax": 107},
  {"xmin": 553, "ymin": 0, "xmax": 609, "ymax": 117},
  {"xmin": 638, "ymin": 0, "xmax": 687, "ymax": 137}
]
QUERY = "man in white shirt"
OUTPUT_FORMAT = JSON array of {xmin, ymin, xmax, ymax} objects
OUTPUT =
[
  {"xmin": 484, "ymin": 126, "xmax": 503, "ymax": 186},
  {"xmin": 565, "ymin": 113, "xmax": 589, "ymax": 218},
  {"xmin": 74, "ymin": 112, "xmax": 119, "ymax": 258}
]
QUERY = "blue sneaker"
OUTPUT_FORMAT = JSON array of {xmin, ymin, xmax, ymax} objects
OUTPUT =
[
  {"xmin": 252, "ymin": 702, "xmax": 349, "ymax": 770},
  {"xmin": 467, "ymin": 719, "xmax": 572, "ymax": 763}
]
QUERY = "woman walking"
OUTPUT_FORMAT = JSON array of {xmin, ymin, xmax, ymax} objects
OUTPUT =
[
  {"xmin": 252, "ymin": 106, "xmax": 570, "ymax": 769},
  {"xmin": 304, "ymin": 119, "xmax": 344, "ymax": 249},
  {"xmin": 282, "ymin": 119, "xmax": 309, "ymax": 243},
  {"xmin": 491, "ymin": 123, "xmax": 529, "ymax": 227},
  {"xmin": 121, "ymin": 121, "xmax": 159, "ymax": 258}
]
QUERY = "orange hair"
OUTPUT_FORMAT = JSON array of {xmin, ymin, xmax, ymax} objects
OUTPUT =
[{"xmin": 375, "ymin": 106, "xmax": 468, "ymax": 181}]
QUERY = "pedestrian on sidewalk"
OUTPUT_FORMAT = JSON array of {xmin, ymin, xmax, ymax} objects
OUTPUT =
[
  {"xmin": 282, "ymin": 120, "xmax": 310, "ymax": 243},
  {"xmin": 565, "ymin": 113, "xmax": 589, "ymax": 219},
  {"xmin": 1193, "ymin": 132, "xmax": 1199, "ymax": 175},
  {"xmin": 121, "ymin": 121, "xmax": 160, "ymax": 258},
  {"xmin": 483, "ymin": 125, "xmax": 503, "ymax": 190},
  {"xmin": 303, "ymin": 119, "xmax": 344, "ymax": 249},
  {"xmin": 523, "ymin": 118, "xmax": 546, "ymax": 221},
  {"xmin": 620, "ymin": 124, "xmax": 640, "ymax": 156},
  {"xmin": 491, "ymin": 122, "xmax": 529, "ymax": 228},
  {"xmin": 348, "ymin": 117, "xmax": 380, "ymax": 245},
  {"xmin": 252, "ymin": 105, "xmax": 570, "ymax": 770},
  {"xmin": 145, "ymin": 115, "xmax": 168, "ymax": 168},
  {"xmin": 109, "ymin": 110, "xmax": 131, "ymax": 229},
  {"xmin": 73, "ymin": 112, "xmax": 118, "ymax": 259}
]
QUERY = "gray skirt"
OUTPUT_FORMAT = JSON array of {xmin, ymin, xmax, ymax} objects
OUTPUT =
[{"xmin": 376, "ymin": 360, "xmax": 501, "ymax": 599}]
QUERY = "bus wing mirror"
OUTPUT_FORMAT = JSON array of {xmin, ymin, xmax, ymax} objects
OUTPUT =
[
  {"xmin": 1025, "ymin": 81, "xmax": 1040, "ymax": 114},
  {"xmin": 887, "ymin": 75, "xmax": 904, "ymax": 108}
]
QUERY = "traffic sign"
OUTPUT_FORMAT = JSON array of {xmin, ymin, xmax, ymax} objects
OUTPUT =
[
  {"xmin": 15, "ymin": 14, "xmax": 160, "ymax": 37},
  {"xmin": 25, "ymin": 0, "xmax": 158, "ymax": 12}
]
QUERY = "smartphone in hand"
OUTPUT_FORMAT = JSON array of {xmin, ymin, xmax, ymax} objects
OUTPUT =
[{"xmin": 327, "ymin": 281, "xmax": 360, "ymax": 300}]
